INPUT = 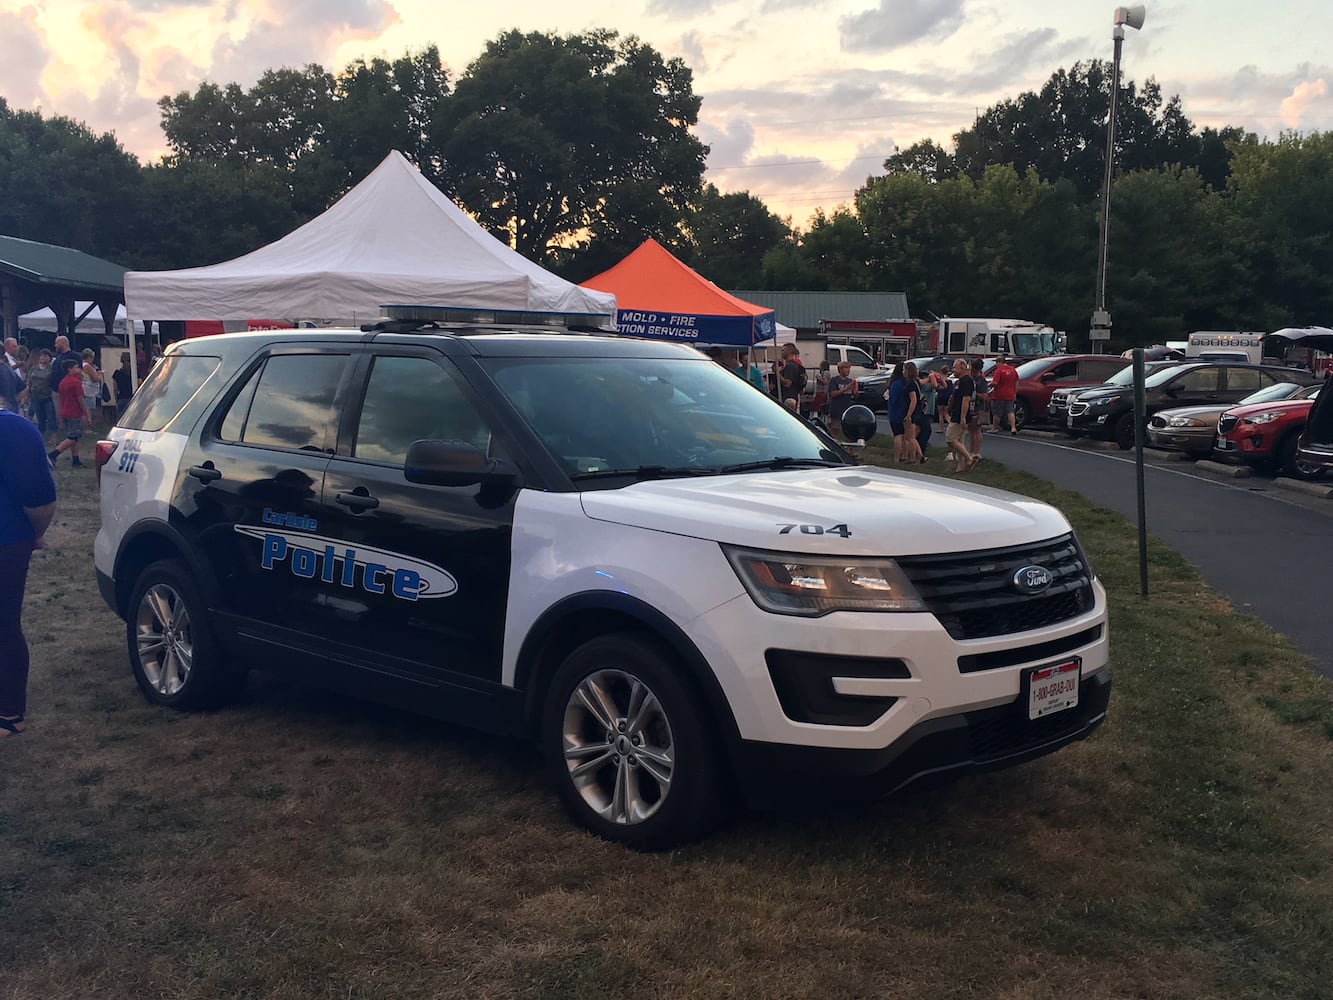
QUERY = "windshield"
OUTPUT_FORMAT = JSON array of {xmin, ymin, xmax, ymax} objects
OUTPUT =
[
  {"xmin": 481, "ymin": 355, "xmax": 847, "ymax": 482},
  {"xmin": 1239, "ymin": 382, "xmax": 1303, "ymax": 406},
  {"xmin": 1010, "ymin": 333, "xmax": 1056, "ymax": 356},
  {"xmin": 1014, "ymin": 358, "xmax": 1054, "ymax": 379},
  {"xmin": 1145, "ymin": 363, "xmax": 1204, "ymax": 389}
]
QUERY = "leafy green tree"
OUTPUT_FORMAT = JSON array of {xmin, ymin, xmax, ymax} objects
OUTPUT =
[
  {"xmin": 134, "ymin": 160, "xmax": 301, "ymax": 270},
  {"xmin": 951, "ymin": 61, "xmax": 1201, "ymax": 200},
  {"xmin": 681, "ymin": 183, "xmax": 791, "ymax": 288},
  {"xmin": 1098, "ymin": 166, "xmax": 1243, "ymax": 346},
  {"xmin": 435, "ymin": 29, "xmax": 707, "ymax": 264},
  {"xmin": 0, "ymin": 99, "xmax": 144, "ymax": 264},
  {"xmin": 158, "ymin": 49, "xmax": 450, "ymax": 218},
  {"xmin": 1223, "ymin": 131, "xmax": 1333, "ymax": 328},
  {"xmin": 883, "ymin": 139, "xmax": 957, "ymax": 181}
]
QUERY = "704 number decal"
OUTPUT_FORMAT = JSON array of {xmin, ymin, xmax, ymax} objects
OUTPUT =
[{"xmin": 776, "ymin": 523, "xmax": 851, "ymax": 538}]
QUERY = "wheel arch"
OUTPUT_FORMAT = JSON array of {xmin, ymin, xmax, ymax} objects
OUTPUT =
[
  {"xmin": 514, "ymin": 592, "xmax": 742, "ymax": 747},
  {"xmin": 111, "ymin": 521, "xmax": 222, "ymax": 621}
]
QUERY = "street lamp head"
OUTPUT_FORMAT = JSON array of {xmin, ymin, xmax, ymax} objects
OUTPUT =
[{"xmin": 1114, "ymin": 4, "xmax": 1146, "ymax": 30}]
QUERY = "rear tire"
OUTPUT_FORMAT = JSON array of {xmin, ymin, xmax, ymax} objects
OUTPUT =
[
  {"xmin": 542, "ymin": 633, "xmax": 725, "ymax": 850},
  {"xmin": 127, "ymin": 560, "xmax": 243, "ymax": 709}
]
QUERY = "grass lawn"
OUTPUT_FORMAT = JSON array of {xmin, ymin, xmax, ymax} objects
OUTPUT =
[{"xmin": 3, "ymin": 449, "xmax": 1333, "ymax": 999}]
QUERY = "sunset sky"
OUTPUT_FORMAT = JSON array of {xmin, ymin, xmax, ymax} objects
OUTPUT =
[{"xmin": 3, "ymin": 0, "xmax": 1331, "ymax": 226}]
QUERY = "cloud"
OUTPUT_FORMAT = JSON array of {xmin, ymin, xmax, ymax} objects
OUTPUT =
[
  {"xmin": 207, "ymin": 0, "xmax": 400, "ymax": 83},
  {"xmin": 646, "ymin": 0, "xmax": 720, "ymax": 20},
  {"xmin": 0, "ymin": 7, "xmax": 51, "ymax": 108},
  {"xmin": 1280, "ymin": 79, "xmax": 1329, "ymax": 129},
  {"xmin": 678, "ymin": 30, "xmax": 708, "ymax": 74},
  {"xmin": 760, "ymin": 0, "xmax": 824, "ymax": 11},
  {"xmin": 839, "ymin": 0, "xmax": 966, "ymax": 55}
]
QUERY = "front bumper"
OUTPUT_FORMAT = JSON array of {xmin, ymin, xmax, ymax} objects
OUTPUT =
[
  {"xmin": 1295, "ymin": 439, "xmax": 1333, "ymax": 471},
  {"xmin": 1147, "ymin": 426, "xmax": 1215, "ymax": 454},
  {"xmin": 1065, "ymin": 406, "xmax": 1118, "ymax": 437},
  {"xmin": 731, "ymin": 669, "xmax": 1111, "ymax": 806}
]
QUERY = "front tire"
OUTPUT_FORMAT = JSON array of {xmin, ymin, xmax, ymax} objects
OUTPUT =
[
  {"xmin": 127, "ymin": 560, "xmax": 242, "ymax": 709},
  {"xmin": 1114, "ymin": 412, "xmax": 1137, "ymax": 450},
  {"xmin": 542, "ymin": 633, "xmax": 724, "ymax": 850},
  {"xmin": 1013, "ymin": 398, "xmax": 1030, "ymax": 431},
  {"xmin": 1280, "ymin": 429, "xmax": 1326, "ymax": 481}
]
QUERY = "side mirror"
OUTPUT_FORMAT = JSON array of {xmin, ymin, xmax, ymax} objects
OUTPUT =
[
  {"xmin": 840, "ymin": 404, "xmax": 878, "ymax": 444},
  {"xmin": 404, "ymin": 439, "xmax": 517, "ymax": 488}
]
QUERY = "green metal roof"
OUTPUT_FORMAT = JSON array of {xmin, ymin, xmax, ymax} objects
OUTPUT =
[
  {"xmin": 0, "ymin": 234, "xmax": 127, "ymax": 294},
  {"xmin": 727, "ymin": 290, "xmax": 911, "ymax": 329}
]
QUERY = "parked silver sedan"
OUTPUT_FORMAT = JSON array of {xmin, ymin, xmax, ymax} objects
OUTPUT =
[{"xmin": 1147, "ymin": 380, "xmax": 1313, "ymax": 456}]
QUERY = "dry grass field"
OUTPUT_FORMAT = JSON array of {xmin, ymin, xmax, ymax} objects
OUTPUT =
[{"xmin": 3, "ymin": 451, "xmax": 1333, "ymax": 999}]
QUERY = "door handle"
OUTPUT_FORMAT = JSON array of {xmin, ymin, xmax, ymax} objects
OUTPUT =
[
  {"xmin": 188, "ymin": 463, "xmax": 222, "ymax": 483},
  {"xmin": 335, "ymin": 490, "xmax": 380, "ymax": 512}
]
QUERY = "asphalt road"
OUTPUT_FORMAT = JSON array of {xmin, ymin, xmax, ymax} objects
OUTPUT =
[{"xmin": 976, "ymin": 432, "xmax": 1333, "ymax": 679}]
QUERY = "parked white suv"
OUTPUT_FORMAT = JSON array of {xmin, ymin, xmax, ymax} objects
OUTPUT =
[{"xmin": 94, "ymin": 324, "xmax": 1110, "ymax": 848}]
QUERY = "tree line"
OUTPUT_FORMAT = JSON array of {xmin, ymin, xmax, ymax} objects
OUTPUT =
[{"xmin": 1, "ymin": 30, "xmax": 1331, "ymax": 350}]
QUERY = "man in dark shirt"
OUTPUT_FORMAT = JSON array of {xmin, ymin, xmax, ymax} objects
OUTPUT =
[
  {"xmin": 946, "ymin": 358, "xmax": 977, "ymax": 472},
  {"xmin": 111, "ymin": 352, "xmax": 135, "ymax": 418},
  {"xmin": 777, "ymin": 344, "xmax": 807, "ymax": 408},
  {"xmin": 0, "ymin": 408, "xmax": 58, "ymax": 738}
]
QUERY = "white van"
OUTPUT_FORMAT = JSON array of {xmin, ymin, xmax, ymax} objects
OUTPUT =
[{"xmin": 1185, "ymin": 331, "xmax": 1264, "ymax": 363}]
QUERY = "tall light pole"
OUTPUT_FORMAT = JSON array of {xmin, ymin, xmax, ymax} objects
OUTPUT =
[{"xmin": 1092, "ymin": 4, "xmax": 1146, "ymax": 353}]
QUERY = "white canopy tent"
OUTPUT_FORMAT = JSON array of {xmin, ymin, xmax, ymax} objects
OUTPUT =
[
  {"xmin": 123, "ymin": 150, "xmax": 616, "ymax": 325},
  {"xmin": 752, "ymin": 322, "xmax": 798, "ymax": 349},
  {"xmin": 121, "ymin": 149, "xmax": 617, "ymax": 390}
]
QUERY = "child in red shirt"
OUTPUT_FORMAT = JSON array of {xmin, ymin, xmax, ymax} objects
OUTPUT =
[{"xmin": 49, "ymin": 360, "xmax": 90, "ymax": 468}]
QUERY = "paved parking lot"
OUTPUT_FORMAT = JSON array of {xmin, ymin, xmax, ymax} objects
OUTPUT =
[{"xmin": 979, "ymin": 427, "xmax": 1333, "ymax": 677}]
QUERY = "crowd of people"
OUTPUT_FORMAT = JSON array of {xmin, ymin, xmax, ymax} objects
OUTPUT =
[
  {"xmin": 699, "ymin": 342, "xmax": 1024, "ymax": 473},
  {"xmin": 1, "ymin": 336, "xmax": 141, "ymax": 469}
]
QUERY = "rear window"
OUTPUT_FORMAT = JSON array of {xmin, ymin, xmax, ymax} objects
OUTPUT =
[{"xmin": 117, "ymin": 355, "xmax": 221, "ymax": 432}]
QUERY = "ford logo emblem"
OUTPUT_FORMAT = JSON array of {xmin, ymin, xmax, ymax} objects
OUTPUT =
[{"xmin": 1013, "ymin": 565, "xmax": 1053, "ymax": 594}]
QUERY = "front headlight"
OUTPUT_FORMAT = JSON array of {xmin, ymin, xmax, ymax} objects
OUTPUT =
[
  {"xmin": 722, "ymin": 546, "xmax": 927, "ymax": 616},
  {"xmin": 1088, "ymin": 394, "xmax": 1120, "ymax": 408},
  {"xmin": 1243, "ymin": 412, "xmax": 1281, "ymax": 425},
  {"xmin": 1167, "ymin": 416, "xmax": 1205, "ymax": 427}
]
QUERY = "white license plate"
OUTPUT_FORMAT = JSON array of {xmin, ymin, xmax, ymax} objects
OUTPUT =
[
  {"xmin": 1025, "ymin": 659, "xmax": 1081, "ymax": 719},
  {"xmin": 1066, "ymin": 411, "xmax": 1074, "ymax": 427},
  {"xmin": 1215, "ymin": 438, "xmax": 1234, "ymax": 451}
]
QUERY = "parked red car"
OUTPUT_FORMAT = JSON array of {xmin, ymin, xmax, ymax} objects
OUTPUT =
[
  {"xmin": 1010, "ymin": 354, "xmax": 1129, "ymax": 429},
  {"xmin": 1213, "ymin": 383, "xmax": 1326, "ymax": 479}
]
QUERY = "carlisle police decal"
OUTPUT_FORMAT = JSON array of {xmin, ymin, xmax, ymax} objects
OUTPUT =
[{"xmin": 236, "ymin": 513, "xmax": 457, "ymax": 601}]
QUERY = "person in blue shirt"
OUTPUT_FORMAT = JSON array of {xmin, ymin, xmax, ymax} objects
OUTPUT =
[{"xmin": 0, "ymin": 409, "xmax": 58, "ymax": 739}]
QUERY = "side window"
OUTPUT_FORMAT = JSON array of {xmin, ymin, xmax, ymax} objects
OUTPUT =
[
  {"xmin": 1079, "ymin": 360, "xmax": 1123, "ymax": 382},
  {"xmin": 1226, "ymin": 367, "xmax": 1264, "ymax": 393},
  {"xmin": 218, "ymin": 353, "xmax": 347, "ymax": 451},
  {"xmin": 1174, "ymin": 368, "xmax": 1222, "ymax": 393},
  {"xmin": 1046, "ymin": 361, "xmax": 1080, "ymax": 382},
  {"xmin": 353, "ymin": 355, "xmax": 492, "ymax": 465},
  {"xmin": 846, "ymin": 348, "xmax": 875, "ymax": 369}
]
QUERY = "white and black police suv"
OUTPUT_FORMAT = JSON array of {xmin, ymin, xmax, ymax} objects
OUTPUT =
[{"xmin": 95, "ymin": 320, "xmax": 1110, "ymax": 848}]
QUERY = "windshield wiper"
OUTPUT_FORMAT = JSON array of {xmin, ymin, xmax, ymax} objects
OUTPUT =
[
  {"xmin": 717, "ymin": 456, "xmax": 846, "ymax": 474},
  {"xmin": 569, "ymin": 465, "xmax": 721, "ymax": 482}
]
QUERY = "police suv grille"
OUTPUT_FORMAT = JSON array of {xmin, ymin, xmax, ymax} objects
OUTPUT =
[
  {"xmin": 1217, "ymin": 414, "xmax": 1239, "ymax": 435},
  {"xmin": 897, "ymin": 535, "xmax": 1094, "ymax": 641},
  {"xmin": 966, "ymin": 697, "xmax": 1092, "ymax": 761}
]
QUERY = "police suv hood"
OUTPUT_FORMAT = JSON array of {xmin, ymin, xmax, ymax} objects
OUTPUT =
[{"xmin": 578, "ymin": 466, "xmax": 1071, "ymax": 555}]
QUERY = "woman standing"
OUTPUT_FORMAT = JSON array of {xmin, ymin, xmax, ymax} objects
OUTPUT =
[
  {"xmin": 80, "ymin": 349, "xmax": 104, "ymax": 432},
  {"xmin": 0, "ymin": 407, "xmax": 57, "ymax": 739},
  {"xmin": 886, "ymin": 365, "xmax": 910, "ymax": 462},
  {"xmin": 900, "ymin": 361, "xmax": 924, "ymax": 464}
]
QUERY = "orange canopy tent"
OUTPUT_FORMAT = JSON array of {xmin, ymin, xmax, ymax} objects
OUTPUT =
[{"xmin": 581, "ymin": 239, "xmax": 776, "ymax": 348}]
